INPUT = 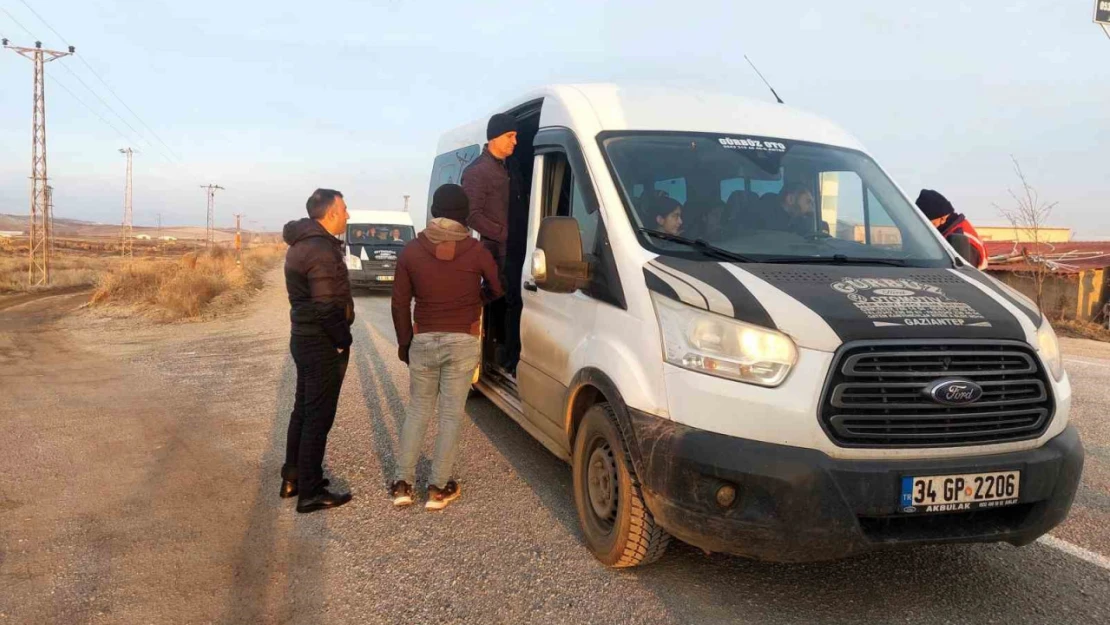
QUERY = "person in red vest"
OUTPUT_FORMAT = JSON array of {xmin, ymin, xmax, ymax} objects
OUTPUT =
[{"xmin": 915, "ymin": 189, "xmax": 988, "ymax": 270}]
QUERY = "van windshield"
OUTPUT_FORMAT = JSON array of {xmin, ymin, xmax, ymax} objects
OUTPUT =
[
  {"xmin": 347, "ymin": 224, "xmax": 414, "ymax": 247},
  {"xmin": 601, "ymin": 133, "xmax": 951, "ymax": 267}
]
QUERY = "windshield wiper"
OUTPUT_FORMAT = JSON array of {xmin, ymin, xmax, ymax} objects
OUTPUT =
[
  {"xmin": 761, "ymin": 254, "xmax": 908, "ymax": 267},
  {"xmin": 637, "ymin": 228, "xmax": 755, "ymax": 263}
]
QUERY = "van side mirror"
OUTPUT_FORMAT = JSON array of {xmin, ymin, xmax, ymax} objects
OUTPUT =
[
  {"xmin": 947, "ymin": 233, "xmax": 978, "ymax": 266},
  {"xmin": 533, "ymin": 216, "xmax": 590, "ymax": 293}
]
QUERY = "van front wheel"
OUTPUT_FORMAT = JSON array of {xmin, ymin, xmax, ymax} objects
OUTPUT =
[{"xmin": 572, "ymin": 403, "xmax": 671, "ymax": 567}]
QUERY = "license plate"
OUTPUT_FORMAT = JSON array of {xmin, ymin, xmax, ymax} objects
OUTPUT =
[
  {"xmin": 375, "ymin": 275, "xmax": 394, "ymax": 282},
  {"xmin": 899, "ymin": 471, "xmax": 1020, "ymax": 514}
]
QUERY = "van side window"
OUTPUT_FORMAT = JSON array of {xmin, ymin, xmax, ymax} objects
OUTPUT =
[
  {"xmin": 426, "ymin": 144, "xmax": 481, "ymax": 208},
  {"xmin": 654, "ymin": 178, "xmax": 687, "ymax": 204},
  {"xmin": 819, "ymin": 171, "xmax": 904, "ymax": 249},
  {"xmin": 544, "ymin": 152, "xmax": 599, "ymax": 256}
]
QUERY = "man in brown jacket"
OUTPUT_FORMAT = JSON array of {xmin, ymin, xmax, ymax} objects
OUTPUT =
[
  {"xmin": 390, "ymin": 184, "xmax": 503, "ymax": 510},
  {"xmin": 281, "ymin": 188, "xmax": 354, "ymax": 513}
]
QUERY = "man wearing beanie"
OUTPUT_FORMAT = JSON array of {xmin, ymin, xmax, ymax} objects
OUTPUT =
[
  {"xmin": 461, "ymin": 113, "xmax": 523, "ymax": 373},
  {"xmin": 390, "ymin": 183, "xmax": 503, "ymax": 510},
  {"xmin": 462, "ymin": 113, "xmax": 518, "ymax": 259},
  {"xmin": 915, "ymin": 189, "xmax": 988, "ymax": 269}
]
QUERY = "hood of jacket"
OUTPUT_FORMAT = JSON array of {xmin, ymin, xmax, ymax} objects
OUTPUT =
[
  {"xmin": 283, "ymin": 218, "xmax": 336, "ymax": 246},
  {"xmin": 937, "ymin": 213, "xmax": 968, "ymax": 236},
  {"xmin": 418, "ymin": 218, "xmax": 476, "ymax": 261}
]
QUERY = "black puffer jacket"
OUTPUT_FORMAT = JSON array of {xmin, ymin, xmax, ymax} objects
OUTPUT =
[{"xmin": 283, "ymin": 218, "xmax": 355, "ymax": 349}]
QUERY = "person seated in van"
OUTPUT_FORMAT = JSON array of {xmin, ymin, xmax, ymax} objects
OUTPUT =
[
  {"xmin": 641, "ymin": 191, "xmax": 684, "ymax": 236},
  {"xmin": 726, "ymin": 190, "xmax": 765, "ymax": 230},
  {"xmin": 684, "ymin": 198, "xmax": 727, "ymax": 242},
  {"xmin": 775, "ymin": 182, "xmax": 818, "ymax": 234},
  {"xmin": 915, "ymin": 189, "xmax": 988, "ymax": 269},
  {"xmin": 391, "ymin": 228, "xmax": 404, "ymax": 243},
  {"xmin": 390, "ymin": 184, "xmax": 503, "ymax": 510}
]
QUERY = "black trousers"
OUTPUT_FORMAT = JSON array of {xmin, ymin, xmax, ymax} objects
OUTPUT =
[
  {"xmin": 502, "ymin": 254, "xmax": 523, "ymax": 368},
  {"xmin": 284, "ymin": 334, "xmax": 350, "ymax": 496}
]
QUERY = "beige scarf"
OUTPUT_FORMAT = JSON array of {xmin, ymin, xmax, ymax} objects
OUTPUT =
[{"xmin": 424, "ymin": 218, "xmax": 470, "ymax": 244}]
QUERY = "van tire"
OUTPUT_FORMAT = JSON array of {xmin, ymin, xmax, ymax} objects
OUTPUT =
[{"xmin": 572, "ymin": 403, "xmax": 671, "ymax": 567}]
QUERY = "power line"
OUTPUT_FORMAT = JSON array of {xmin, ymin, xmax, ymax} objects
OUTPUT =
[
  {"xmin": 8, "ymin": 2, "xmax": 176, "ymax": 164},
  {"xmin": 15, "ymin": 0, "xmax": 182, "ymax": 162},
  {"xmin": 56, "ymin": 62, "xmax": 147, "ymax": 144},
  {"xmin": 75, "ymin": 56, "xmax": 182, "ymax": 163},
  {"xmin": 0, "ymin": 6, "xmax": 35, "ymax": 38},
  {"xmin": 45, "ymin": 72, "xmax": 141, "ymax": 145},
  {"xmin": 6, "ymin": 7, "xmax": 136, "ymax": 146}
]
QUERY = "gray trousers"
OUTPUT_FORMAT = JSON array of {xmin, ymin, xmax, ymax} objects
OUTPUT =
[{"xmin": 395, "ymin": 332, "xmax": 481, "ymax": 488}]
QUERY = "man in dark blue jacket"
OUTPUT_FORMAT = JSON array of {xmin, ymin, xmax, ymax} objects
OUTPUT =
[{"xmin": 281, "ymin": 188, "xmax": 354, "ymax": 513}]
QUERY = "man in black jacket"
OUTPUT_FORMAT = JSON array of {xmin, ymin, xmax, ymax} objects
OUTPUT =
[
  {"xmin": 281, "ymin": 188, "xmax": 355, "ymax": 513},
  {"xmin": 462, "ymin": 113, "xmax": 521, "ymax": 372}
]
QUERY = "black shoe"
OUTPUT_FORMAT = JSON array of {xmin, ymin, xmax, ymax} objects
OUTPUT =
[
  {"xmin": 425, "ymin": 481, "xmax": 460, "ymax": 511},
  {"xmin": 390, "ymin": 480, "xmax": 414, "ymax": 507},
  {"xmin": 296, "ymin": 488, "xmax": 352, "ymax": 514},
  {"xmin": 279, "ymin": 477, "xmax": 329, "ymax": 499}
]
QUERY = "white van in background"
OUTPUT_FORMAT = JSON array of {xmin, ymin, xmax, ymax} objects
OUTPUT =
[
  {"xmin": 343, "ymin": 210, "xmax": 415, "ymax": 289},
  {"xmin": 425, "ymin": 84, "xmax": 1083, "ymax": 567}
]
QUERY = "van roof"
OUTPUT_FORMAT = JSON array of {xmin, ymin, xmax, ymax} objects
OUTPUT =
[
  {"xmin": 438, "ymin": 83, "xmax": 866, "ymax": 154},
  {"xmin": 347, "ymin": 210, "xmax": 414, "ymax": 226}
]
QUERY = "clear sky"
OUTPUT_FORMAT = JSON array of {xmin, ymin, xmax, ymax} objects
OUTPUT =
[{"xmin": 1, "ymin": 1, "xmax": 1108, "ymax": 235}]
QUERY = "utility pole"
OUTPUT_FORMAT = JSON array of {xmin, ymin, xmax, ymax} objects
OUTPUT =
[
  {"xmin": 199, "ymin": 184, "xmax": 224, "ymax": 247},
  {"xmin": 119, "ymin": 148, "xmax": 135, "ymax": 258},
  {"xmin": 45, "ymin": 185, "xmax": 55, "ymax": 261},
  {"xmin": 3, "ymin": 38, "xmax": 76, "ymax": 285},
  {"xmin": 233, "ymin": 213, "xmax": 243, "ymax": 265},
  {"xmin": 157, "ymin": 213, "xmax": 162, "ymax": 242},
  {"xmin": 403, "ymin": 194, "xmax": 411, "ymax": 212}
]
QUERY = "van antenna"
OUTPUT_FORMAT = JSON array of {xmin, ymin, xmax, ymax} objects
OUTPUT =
[{"xmin": 744, "ymin": 55, "xmax": 784, "ymax": 105}]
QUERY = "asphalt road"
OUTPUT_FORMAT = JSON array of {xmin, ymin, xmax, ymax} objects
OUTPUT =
[{"xmin": 1, "ymin": 277, "xmax": 1109, "ymax": 625}]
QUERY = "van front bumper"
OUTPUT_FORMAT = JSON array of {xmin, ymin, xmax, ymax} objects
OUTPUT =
[
  {"xmin": 349, "ymin": 268, "xmax": 396, "ymax": 289},
  {"xmin": 628, "ymin": 409, "xmax": 1083, "ymax": 563}
]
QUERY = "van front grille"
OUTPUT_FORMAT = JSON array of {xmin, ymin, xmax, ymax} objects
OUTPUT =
[{"xmin": 820, "ymin": 341, "xmax": 1054, "ymax": 448}]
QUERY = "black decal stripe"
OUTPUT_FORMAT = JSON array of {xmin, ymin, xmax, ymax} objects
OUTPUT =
[
  {"xmin": 654, "ymin": 256, "xmax": 776, "ymax": 329},
  {"xmin": 643, "ymin": 268, "xmax": 680, "ymax": 302},
  {"xmin": 649, "ymin": 261, "xmax": 735, "ymax": 318},
  {"xmin": 956, "ymin": 267, "xmax": 1041, "ymax": 326},
  {"xmin": 645, "ymin": 264, "xmax": 709, "ymax": 309}
]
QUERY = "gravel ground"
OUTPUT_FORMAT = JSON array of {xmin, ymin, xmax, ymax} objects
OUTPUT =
[
  {"xmin": 1, "ymin": 273, "xmax": 1109, "ymax": 625},
  {"xmin": 1054, "ymin": 337, "xmax": 1110, "ymax": 556}
]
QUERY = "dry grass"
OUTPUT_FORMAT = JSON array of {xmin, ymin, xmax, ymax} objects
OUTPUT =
[
  {"xmin": 0, "ymin": 253, "xmax": 116, "ymax": 294},
  {"xmin": 89, "ymin": 245, "xmax": 285, "ymax": 321},
  {"xmin": 1054, "ymin": 318, "xmax": 1110, "ymax": 343}
]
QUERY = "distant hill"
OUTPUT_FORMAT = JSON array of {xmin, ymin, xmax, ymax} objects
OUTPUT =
[{"xmin": 0, "ymin": 214, "xmax": 276, "ymax": 243}]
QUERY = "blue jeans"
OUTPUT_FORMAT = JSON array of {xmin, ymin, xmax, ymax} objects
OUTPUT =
[{"xmin": 395, "ymin": 332, "xmax": 481, "ymax": 488}]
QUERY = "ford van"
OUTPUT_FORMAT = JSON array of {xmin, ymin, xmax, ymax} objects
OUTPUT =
[
  {"xmin": 425, "ymin": 85, "xmax": 1083, "ymax": 566},
  {"xmin": 344, "ymin": 210, "xmax": 414, "ymax": 289}
]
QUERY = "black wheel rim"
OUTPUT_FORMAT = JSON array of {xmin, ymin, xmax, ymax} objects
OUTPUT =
[{"xmin": 585, "ymin": 435, "xmax": 618, "ymax": 532}]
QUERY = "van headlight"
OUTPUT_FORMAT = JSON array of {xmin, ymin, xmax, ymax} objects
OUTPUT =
[
  {"xmin": 346, "ymin": 255, "xmax": 362, "ymax": 271},
  {"xmin": 1036, "ymin": 321, "xmax": 1065, "ymax": 382},
  {"xmin": 651, "ymin": 292, "xmax": 797, "ymax": 387}
]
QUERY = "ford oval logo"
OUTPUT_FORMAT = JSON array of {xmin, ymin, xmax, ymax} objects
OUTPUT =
[{"xmin": 926, "ymin": 379, "xmax": 984, "ymax": 405}]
